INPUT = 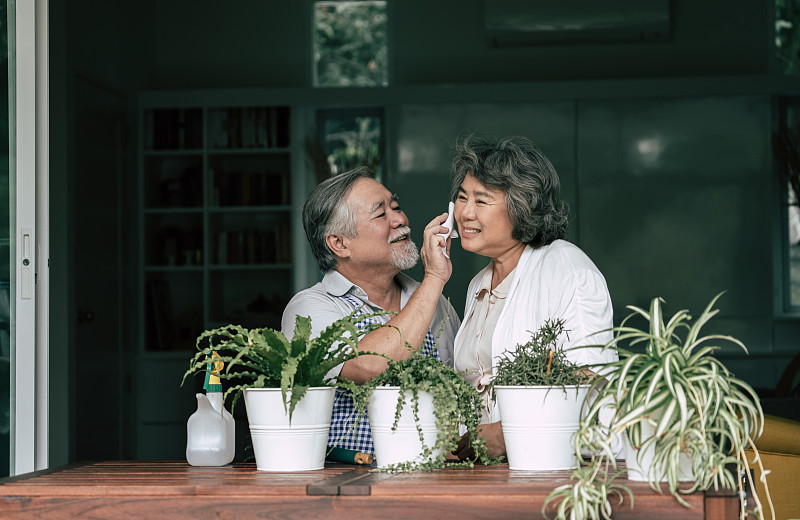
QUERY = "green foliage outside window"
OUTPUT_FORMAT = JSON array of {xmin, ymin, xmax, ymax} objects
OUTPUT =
[
  {"xmin": 321, "ymin": 111, "xmax": 383, "ymax": 178},
  {"xmin": 314, "ymin": 1, "xmax": 388, "ymax": 87},
  {"xmin": 776, "ymin": 0, "xmax": 800, "ymax": 75}
]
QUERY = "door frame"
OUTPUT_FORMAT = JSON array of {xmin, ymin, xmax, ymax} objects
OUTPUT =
[{"xmin": 10, "ymin": 0, "xmax": 49, "ymax": 475}]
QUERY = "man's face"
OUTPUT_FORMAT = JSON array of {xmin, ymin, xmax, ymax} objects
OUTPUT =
[{"xmin": 345, "ymin": 177, "xmax": 418, "ymax": 271}]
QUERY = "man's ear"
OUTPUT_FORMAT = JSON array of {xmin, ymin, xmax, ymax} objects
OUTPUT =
[{"xmin": 325, "ymin": 234, "xmax": 350, "ymax": 260}]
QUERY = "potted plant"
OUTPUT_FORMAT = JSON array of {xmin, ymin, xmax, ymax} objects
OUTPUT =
[
  {"xmin": 544, "ymin": 294, "xmax": 774, "ymax": 520},
  {"xmin": 491, "ymin": 318, "xmax": 593, "ymax": 471},
  {"xmin": 181, "ymin": 310, "xmax": 388, "ymax": 472},
  {"xmin": 342, "ymin": 348, "xmax": 496, "ymax": 471}
]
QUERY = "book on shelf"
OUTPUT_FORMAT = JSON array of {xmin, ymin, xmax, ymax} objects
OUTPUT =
[
  {"xmin": 216, "ymin": 231, "xmax": 228, "ymax": 264},
  {"xmin": 214, "ymin": 170, "xmax": 288, "ymax": 206},
  {"xmin": 208, "ymin": 109, "xmax": 229, "ymax": 149},
  {"xmin": 213, "ymin": 225, "xmax": 289, "ymax": 265},
  {"xmin": 256, "ymin": 108, "xmax": 268, "ymax": 148},
  {"xmin": 148, "ymin": 108, "xmax": 202, "ymax": 151},
  {"xmin": 208, "ymin": 106, "xmax": 290, "ymax": 150}
]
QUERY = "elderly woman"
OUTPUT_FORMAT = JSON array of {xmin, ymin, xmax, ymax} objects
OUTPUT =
[{"xmin": 442, "ymin": 135, "xmax": 617, "ymax": 459}]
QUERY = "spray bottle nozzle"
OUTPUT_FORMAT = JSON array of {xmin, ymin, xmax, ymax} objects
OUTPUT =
[{"xmin": 203, "ymin": 351, "xmax": 224, "ymax": 393}]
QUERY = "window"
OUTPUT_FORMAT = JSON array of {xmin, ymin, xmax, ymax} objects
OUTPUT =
[
  {"xmin": 776, "ymin": 98, "xmax": 800, "ymax": 311},
  {"xmin": 309, "ymin": 108, "xmax": 385, "ymax": 181},
  {"xmin": 313, "ymin": 1, "xmax": 388, "ymax": 87},
  {"xmin": 776, "ymin": 0, "xmax": 800, "ymax": 75}
]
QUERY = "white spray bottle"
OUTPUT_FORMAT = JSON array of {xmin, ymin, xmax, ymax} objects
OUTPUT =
[{"xmin": 186, "ymin": 351, "xmax": 235, "ymax": 466}]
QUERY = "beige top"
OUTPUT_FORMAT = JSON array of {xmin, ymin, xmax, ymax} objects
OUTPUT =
[{"xmin": 454, "ymin": 264, "xmax": 516, "ymax": 423}]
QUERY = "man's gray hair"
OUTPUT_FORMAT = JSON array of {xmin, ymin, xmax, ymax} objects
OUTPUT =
[{"xmin": 303, "ymin": 166, "xmax": 376, "ymax": 272}]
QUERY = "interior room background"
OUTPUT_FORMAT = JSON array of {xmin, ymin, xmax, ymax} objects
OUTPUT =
[{"xmin": 39, "ymin": 0, "xmax": 800, "ymax": 467}]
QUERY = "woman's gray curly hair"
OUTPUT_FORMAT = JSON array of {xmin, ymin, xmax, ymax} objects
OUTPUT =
[{"xmin": 449, "ymin": 134, "xmax": 568, "ymax": 248}]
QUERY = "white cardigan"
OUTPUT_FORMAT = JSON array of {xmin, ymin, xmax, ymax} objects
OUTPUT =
[{"xmin": 453, "ymin": 240, "xmax": 617, "ymax": 420}]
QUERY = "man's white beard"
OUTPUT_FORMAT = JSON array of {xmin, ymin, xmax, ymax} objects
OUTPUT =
[{"xmin": 390, "ymin": 240, "xmax": 419, "ymax": 271}]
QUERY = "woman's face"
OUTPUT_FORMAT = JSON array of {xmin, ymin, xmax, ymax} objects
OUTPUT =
[{"xmin": 454, "ymin": 174, "xmax": 520, "ymax": 259}]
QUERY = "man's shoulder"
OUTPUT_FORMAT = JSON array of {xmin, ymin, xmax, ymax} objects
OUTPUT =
[
  {"xmin": 286, "ymin": 281, "xmax": 328, "ymax": 305},
  {"xmin": 281, "ymin": 281, "xmax": 354, "ymax": 336},
  {"xmin": 284, "ymin": 281, "xmax": 354, "ymax": 313}
]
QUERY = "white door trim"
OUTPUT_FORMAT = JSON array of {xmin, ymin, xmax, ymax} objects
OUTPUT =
[{"xmin": 11, "ymin": 0, "xmax": 48, "ymax": 476}]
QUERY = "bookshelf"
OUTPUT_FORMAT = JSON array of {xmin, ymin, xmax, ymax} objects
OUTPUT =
[{"xmin": 139, "ymin": 105, "xmax": 295, "ymax": 353}]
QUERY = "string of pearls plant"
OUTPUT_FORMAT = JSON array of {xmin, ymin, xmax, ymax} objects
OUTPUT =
[{"xmin": 340, "ymin": 347, "xmax": 499, "ymax": 472}]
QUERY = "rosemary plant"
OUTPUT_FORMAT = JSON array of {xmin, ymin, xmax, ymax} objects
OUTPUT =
[
  {"xmin": 544, "ymin": 293, "xmax": 774, "ymax": 520},
  {"xmin": 492, "ymin": 318, "xmax": 592, "ymax": 388},
  {"xmin": 181, "ymin": 310, "xmax": 389, "ymax": 421}
]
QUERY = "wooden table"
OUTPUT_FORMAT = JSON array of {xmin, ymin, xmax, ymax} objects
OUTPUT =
[{"xmin": 0, "ymin": 461, "xmax": 741, "ymax": 519}]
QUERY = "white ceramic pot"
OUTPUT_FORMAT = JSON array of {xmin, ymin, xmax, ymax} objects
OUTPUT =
[
  {"xmin": 623, "ymin": 418, "xmax": 694, "ymax": 482},
  {"xmin": 243, "ymin": 386, "xmax": 335, "ymax": 472},
  {"xmin": 367, "ymin": 386, "xmax": 442, "ymax": 468},
  {"xmin": 495, "ymin": 385, "xmax": 589, "ymax": 471}
]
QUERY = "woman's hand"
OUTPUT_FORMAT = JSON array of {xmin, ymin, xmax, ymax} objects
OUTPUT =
[
  {"xmin": 453, "ymin": 421, "xmax": 506, "ymax": 460},
  {"xmin": 420, "ymin": 212, "xmax": 453, "ymax": 285}
]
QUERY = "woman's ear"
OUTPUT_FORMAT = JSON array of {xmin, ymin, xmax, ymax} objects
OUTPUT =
[{"xmin": 325, "ymin": 234, "xmax": 350, "ymax": 260}]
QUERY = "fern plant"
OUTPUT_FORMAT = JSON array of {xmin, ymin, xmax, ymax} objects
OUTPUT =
[{"xmin": 181, "ymin": 310, "xmax": 390, "ymax": 421}]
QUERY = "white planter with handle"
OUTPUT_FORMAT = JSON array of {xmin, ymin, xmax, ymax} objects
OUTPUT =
[
  {"xmin": 495, "ymin": 385, "xmax": 589, "ymax": 471},
  {"xmin": 623, "ymin": 417, "xmax": 694, "ymax": 482},
  {"xmin": 368, "ymin": 386, "xmax": 442, "ymax": 468},
  {"xmin": 243, "ymin": 386, "xmax": 335, "ymax": 472}
]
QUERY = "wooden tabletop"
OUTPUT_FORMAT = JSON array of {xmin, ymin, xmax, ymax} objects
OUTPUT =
[{"xmin": 0, "ymin": 461, "xmax": 741, "ymax": 519}]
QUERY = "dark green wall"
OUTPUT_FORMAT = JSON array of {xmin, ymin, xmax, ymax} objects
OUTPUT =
[{"xmin": 145, "ymin": 0, "xmax": 770, "ymax": 89}]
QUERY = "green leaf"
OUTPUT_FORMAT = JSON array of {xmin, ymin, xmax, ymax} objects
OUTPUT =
[{"xmin": 290, "ymin": 316, "xmax": 312, "ymax": 357}]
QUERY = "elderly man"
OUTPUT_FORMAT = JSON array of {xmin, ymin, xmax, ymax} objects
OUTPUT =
[{"xmin": 281, "ymin": 166, "xmax": 460, "ymax": 455}]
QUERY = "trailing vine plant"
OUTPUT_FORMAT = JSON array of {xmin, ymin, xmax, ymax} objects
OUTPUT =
[
  {"xmin": 337, "ymin": 309, "xmax": 500, "ymax": 471},
  {"xmin": 340, "ymin": 348, "xmax": 498, "ymax": 472}
]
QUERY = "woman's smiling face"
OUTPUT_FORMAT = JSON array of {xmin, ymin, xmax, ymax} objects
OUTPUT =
[{"xmin": 454, "ymin": 174, "xmax": 520, "ymax": 259}]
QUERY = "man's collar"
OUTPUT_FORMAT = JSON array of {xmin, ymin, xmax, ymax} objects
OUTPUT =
[
  {"xmin": 321, "ymin": 270, "xmax": 355, "ymax": 297},
  {"xmin": 322, "ymin": 269, "xmax": 419, "ymax": 300}
]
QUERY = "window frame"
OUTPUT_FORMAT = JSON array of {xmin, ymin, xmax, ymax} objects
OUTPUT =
[
  {"xmin": 315, "ymin": 106, "xmax": 386, "ymax": 177},
  {"xmin": 774, "ymin": 96, "xmax": 800, "ymax": 317},
  {"xmin": 10, "ymin": 0, "xmax": 49, "ymax": 476}
]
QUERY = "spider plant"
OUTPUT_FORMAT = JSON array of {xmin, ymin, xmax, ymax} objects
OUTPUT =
[
  {"xmin": 544, "ymin": 459, "xmax": 632, "ymax": 520},
  {"xmin": 545, "ymin": 293, "xmax": 773, "ymax": 520}
]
